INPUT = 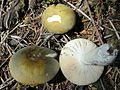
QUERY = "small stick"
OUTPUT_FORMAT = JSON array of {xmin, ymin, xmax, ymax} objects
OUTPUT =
[
  {"xmin": 0, "ymin": 0, "xmax": 4, "ymax": 30},
  {"xmin": 76, "ymin": 86, "xmax": 84, "ymax": 90},
  {"xmin": 102, "ymin": 25, "xmax": 120, "ymax": 34},
  {"xmin": 114, "ymin": 72, "xmax": 118, "ymax": 90},
  {"xmin": 62, "ymin": 35, "xmax": 69, "ymax": 43},
  {"xmin": 106, "ymin": 67, "xmax": 112, "ymax": 74},
  {"xmin": 0, "ymin": 55, "xmax": 11, "ymax": 69},
  {"xmin": 65, "ymin": 34, "xmax": 71, "ymax": 41},
  {"xmin": 63, "ymin": 0, "xmax": 92, "ymax": 21},
  {"xmin": 85, "ymin": 0, "xmax": 104, "ymax": 44},
  {"xmin": 0, "ymin": 22, "xmax": 23, "ymax": 45},
  {"xmin": 5, "ymin": 43, "xmax": 13, "ymax": 56},
  {"xmin": 0, "ymin": 30, "xmax": 9, "ymax": 45},
  {"xmin": 64, "ymin": 80, "xmax": 69, "ymax": 86},
  {"xmin": 0, "ymin": 78, "xmax": 15, "ymax": 90},
  {"xmin": 40, "ymin": 34, "xmax": 54, "ymax": 46},
  {"xmin": 100, "ymin": 79, "xmax": 106, "ymax": 90},
  {"xmin": 9, "ymin": 22, "xmax": 24, "ymax": 34},
  {"xmin": 104, "ymin": 34, "xmax": 113, "ymax": 39},
  {"xmin": 52, "ymin": 36, "xmax": 62, "ymax": 48},
  {"xmin": 108, "ymin": 20, "xmax": 120, "ymax": 39},
  {"xmin": 116, "ymin": 67, "xmax": 120, "ymax": 75},
  {"xmin": 36, "ymin": 26, "xmax": 44, "ymax": 45},
  {"xmin": 0, "ymin": 77, "xmax": 5, "ymax": 83}
]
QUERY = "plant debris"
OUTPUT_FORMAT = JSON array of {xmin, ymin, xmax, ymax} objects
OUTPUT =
[{"xmin": 0, "ymin": 0, "xmax": 120, "ymax": 90}]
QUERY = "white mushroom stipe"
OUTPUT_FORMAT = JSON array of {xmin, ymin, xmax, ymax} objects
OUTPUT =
[
  {"xmin": 86, "ymin": 44, "xmax": 118, "ymax": 65},
  {"xmin": 47, "ymin": 15, "xmax": 61, "ymax": 23},
  {"xmin": 59, "ymin": 38, "xmax": 118, "ymax": 85}
]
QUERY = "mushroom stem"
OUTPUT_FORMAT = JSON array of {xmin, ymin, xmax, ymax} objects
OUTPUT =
[{"xmin": 84, "ymin": 44, "xmax": 118, "ymax": 66}]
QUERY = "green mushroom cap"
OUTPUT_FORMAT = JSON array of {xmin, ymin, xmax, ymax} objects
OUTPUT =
[
  {"xmin": 41, "ymin": 4, "xmax": 76, "ymax": 34},
  {"xmin": 9, "ymin": 46, "xmax": 59, "ymax": 86}
]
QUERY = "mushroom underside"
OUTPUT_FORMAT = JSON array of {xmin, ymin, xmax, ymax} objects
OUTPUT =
[
  {"xmin": 60, "ymin": 56, "xmax": 104, "ymax": 85},
  {"xmin": 59, "ymin": 38, "xmax": 105, "ymax": 85}
]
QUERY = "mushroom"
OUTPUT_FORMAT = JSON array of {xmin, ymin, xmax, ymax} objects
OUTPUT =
[
  {"xmin": 9, "ymin": 46, "xmax": 59, "ymax": 86},
  {"xmin": 59, "ymin": 38, "xmax": 118, "ymax": 85},
  {"xmin": 41, "ymin": 4, "xmax": 76, "ymax": 34}
]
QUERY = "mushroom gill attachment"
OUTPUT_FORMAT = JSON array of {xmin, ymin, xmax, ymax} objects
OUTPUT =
[
  {"xmin": 9, "ymin": 46, "xmax": 59, "ymax": 86},
  {"xmin": 41, "ymin": 4, "xmax": 76, "ymax": 34},
  {"xmin": 59, "ymin": 38, "xmax": 118, "ymax": 85}
]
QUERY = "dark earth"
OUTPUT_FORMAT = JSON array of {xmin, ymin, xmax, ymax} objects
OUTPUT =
[{"xmin": 0, "ymin": 0, "xmax": 120, "ymax": 90}]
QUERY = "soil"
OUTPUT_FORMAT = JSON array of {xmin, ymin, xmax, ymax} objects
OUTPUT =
[{"xmin": 0, "ymin": 0, "xmax": 120, "ymax": 90}]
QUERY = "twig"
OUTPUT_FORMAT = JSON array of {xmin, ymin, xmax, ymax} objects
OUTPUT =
[
  {"xmin": 62, "ymin": 35, "xmax": 70, "ymax": 43},
  {"xmin": 104, "ymin": 34, "xmax": 113, "ymax": 39},
  {"xmin": 0, "ymin": 77, "xmax": 5, "ymax": 83},
  {"xmin": 114, "ymin": 72, "xmax": 118, "ymax": 90},
  {"xmin": 36, "ymin": 25, "xmax": 44, "ymax": 45},
  {"xmin": 102, "ymin": 25, "xmax": 120, "ymax": 34},
  {"xmin": 100, "ymin": 79, "xmax": 106, "ymax": 90},
  {"xmin": 10, "ymin": 22, "xmax": 24, "ymax": 34},
  {"xmin": 75, "ymin": 85, "xmax": 84, "ymax": 90},
  {"xmin": 1, "ymin": 30, "xmax": 9, "ymax": 45},
  {"xmin": 85, "ymin": 0, "xmax": 104, "ymax": 44},
  {"xmin": 65, "ymin": 34, "xmax": 71, "ymax": 41},
  {"xmin": 40, "ymin": 34, "xmax": 54, "ymax": 46},
  {"xmin": 5, "ymin": 43, "xmax": 13, "ymax": 56},
  {"xmin": 0, "ymin": 22, "xmax": 24, "ymax": 45},
  {"xmin": 63, "ymin": 0, "xmax": 92, "ymax": 21},
  {"xmin": 52, "ymin": 36, "xmax": 62, "ymax": 48},
  {"xmin": 0, "ymin": 78, "xmax": 15, "ymax": 90},
  {"xmin": 116, "ymin": 67, "xmax": 120, "ymax": 75},
  {"xmin": 108, "ymin": 20, "xmax": 120, "ymax": 39},
  {"xmin": 0, "ymin": 0, "xmax": 4, "ymax": 30},
  {"xmin": 106, "ymin": 67, "xmax": 112, "ymax": 74},
  {"xmin": 0, "ymin": 55, "xmax": 11, "ymax": 69},
  {"xmin": 64, "ymin": 80, "xmax": 69, "ymax": 86}
]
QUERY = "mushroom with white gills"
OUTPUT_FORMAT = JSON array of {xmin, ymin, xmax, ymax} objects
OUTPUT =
[
  {"xmin": 59, "ymin": 38, "xmax": 118, "ymax": 86},
  {"xmin": 9, "ymin": 46, "xmax": 59, "ymax": 86}
]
